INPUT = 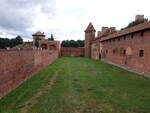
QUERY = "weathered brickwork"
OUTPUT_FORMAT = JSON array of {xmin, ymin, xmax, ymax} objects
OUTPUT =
[
  {"xmin": 91, "ymin": 41, "xmax": 100, "ymax": 60},
  {"xmin": 101, "ymin": 29, "xmax": 150, "ymax": 74},
  {"xmin": 61, "ymin": 47, "xmax": 84, "ymax": 57},
  {"xmin": 85, "ymin": 18, "xmax": 150, "ymax": 74},
  {"xmin": 0, "ymin": 50, "xmax": 59, "ymax": 96}
]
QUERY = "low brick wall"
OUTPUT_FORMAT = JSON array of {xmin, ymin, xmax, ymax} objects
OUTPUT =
[
  {"xmin": 0, "ymin": 50, "xmax": 59, "ymax": 96},
  {"xmin": 61, "ymin": 47, "xmax": 84, "ymax": 57}
]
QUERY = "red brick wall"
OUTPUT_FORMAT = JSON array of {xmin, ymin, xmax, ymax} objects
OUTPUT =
[
  {"xmin": 61, "ymin": 47, "xmax": 84, "ymax": 57},
  {"xmin": 85, "ymin": 32, "xmax": 95, "ymax": 58},
  {"xmin": 101, "ymin": 29, "xmax": 150, "ymax": 74},
  {"xmin": 91, "ymin": 41, "xmax": 100, "ymax": 60},
  {"xmin": 0, "ymin": 50, "xmax": 59, "ymax": 96}
]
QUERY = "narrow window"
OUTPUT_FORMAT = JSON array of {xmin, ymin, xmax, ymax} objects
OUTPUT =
[
  {"xmin": 106, "ymin": 50, "xmax": 108, "ymax": 54},
  {"xmin": 131, "ymin": 33, "xmax": 134, "ymax": 39},
  {"xmin": 113, "ymin": 50, "xmax": 115, "ymax": 54},
  {"xmin": 123, "ymin": 50, "xmax": 126, "ymax": 55},
  {"xmin": 141, "ymin": 31, "xmax": 144, "ymax": 37},
  {"xmin": 124, "ymin": 36, "xmax": 126, "ymax": 40},
  {"xmin": 139, "ymin": 50, "xmax": 144, "ymax": 57}
]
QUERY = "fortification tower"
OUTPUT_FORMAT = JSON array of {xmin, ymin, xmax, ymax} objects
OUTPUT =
[
  {"xmin": 84, "ymin": 23, "xmax": 96, "ymax": 57},
  {"xmin": 32, "ymin": 32, "xmax": 45, "ymax": 47}
]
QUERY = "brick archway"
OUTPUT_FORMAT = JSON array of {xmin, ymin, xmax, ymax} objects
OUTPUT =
[{"xmin": 41, "ymin": 44, "xmax": 48, "ymax": 49}]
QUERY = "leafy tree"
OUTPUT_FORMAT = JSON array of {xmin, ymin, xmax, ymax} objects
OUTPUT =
[
  {"xmin": 77, "ymin": 40, "xmax": 84, "ymax": 47},
  {"xmin": 47, "ymin": 34, "xmax": 54, "ymax": 41},
  {"xmin": 0, "ymin": 36, "xmax": 23, "ymax": 49},
  {"xmin": 15, "ymin": 36, "xmax": 23, "ymax": 45},
  {"xmin": 34, "ymin": 36, "xmax": 41, "ymax": 47},
  {"xmin": 61, "ymin": 40, "xmax": 84, "ymax": 48},
  {"xmin": 121, "ymin": 18, "xmax": 148, "ymax": 30}
]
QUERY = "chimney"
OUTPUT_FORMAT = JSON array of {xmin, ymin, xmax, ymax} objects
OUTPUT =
[
  {"xmin": 110, "ymin": 27, "xmax": 116, "ymax": 33},
  {"xmin": 97, "ymin": 31, "xmax": 101, "ymax": 37},
  {"xmin": 101, "ymin": 27, "xmax": 109, "ymax": 36},
  {"xmin": 135, "ymin": 14, "xmax": 144, "ymax": 21}
]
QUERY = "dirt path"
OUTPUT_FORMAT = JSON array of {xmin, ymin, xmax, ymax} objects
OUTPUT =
[{"xmin": 20, "ymin": 63, "xmax": 65, "ymax": 113}]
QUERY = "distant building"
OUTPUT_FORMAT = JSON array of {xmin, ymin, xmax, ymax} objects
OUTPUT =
[{"xmin": 32, "ymin": 32, "xmax": 60, "ymax": 51}]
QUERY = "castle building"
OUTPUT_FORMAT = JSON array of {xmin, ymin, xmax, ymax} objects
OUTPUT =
[
  {"xmin": 32, "ymin": 32, "xmax": 60, "ymax": 51},
  {"xmin": 84, "ymin": 23, "xmax": 96, "ymax": 57},
  {"xmin": 84, "ymin": 15, "xmax": 150, "ymax": 74}
]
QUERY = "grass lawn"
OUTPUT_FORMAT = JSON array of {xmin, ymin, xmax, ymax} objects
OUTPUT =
[{"xmin": 0, "ymin": 57, "xmax": 150, "ymax": 113}]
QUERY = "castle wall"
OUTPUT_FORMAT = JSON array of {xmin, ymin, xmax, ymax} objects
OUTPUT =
[
  {"xmin": 91, "ymin": 41, "xmax": 100, "ymax": 60},
  {"xmin": 100, "ymin": 29, "xmax": 150, "ymax": 74},
  {"xmin": 0, "ymin": 50, "xmax": 59, "ymax": 96},
  {"xmin": 61, "ymin": 47, "xmax": 84, "ymax": 57},
  {"xmin": 85, "ymin": 32, "xmax": 95, "ymax": 58}
]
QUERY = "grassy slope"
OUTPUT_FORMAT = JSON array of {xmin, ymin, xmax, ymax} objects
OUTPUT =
[{"xmin": 0, "ymin": 57, "xmax": 150, "ymax": 113}]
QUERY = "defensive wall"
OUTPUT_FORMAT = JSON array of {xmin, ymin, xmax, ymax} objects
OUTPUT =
[
  {"xmin": 100, "ymin": 22, "xmax": 150, "ymax": 74},
  {"xmin": 0, "ymin": 50, "xmax": 59, "ymax": 96},
  {"xmin": 88, "ymin": 20, "xmax": 150, "ymax": 75},
  {"xmin": 61, "ymin": 47, "xmax": 84, "ymax": 57}
]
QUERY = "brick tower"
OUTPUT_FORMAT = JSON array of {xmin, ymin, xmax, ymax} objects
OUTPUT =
[{"xmin": 84, "ymin": 23, "xmax": 96, "ymax": 57}]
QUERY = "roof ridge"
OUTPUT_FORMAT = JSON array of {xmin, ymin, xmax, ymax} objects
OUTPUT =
[
  {"xmin": 85, "ymin": 23, "xmax": 96, "ymax": 32},
  {"xmin": 100, "ymin": 21, "xmax": 150, "ymax": 41}
]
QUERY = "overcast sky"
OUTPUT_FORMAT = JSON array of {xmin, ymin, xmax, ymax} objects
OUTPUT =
[{"xmin": 0, "ymin": 0, "xmax": 150, "ymax": 41}]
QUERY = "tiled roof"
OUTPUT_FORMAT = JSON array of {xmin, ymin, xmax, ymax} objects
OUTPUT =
[
  {"xmin": 85, "ymin": 23, "xmax": 96, "ymax": 32},
  {"xmin": 100, "ymin": 21, "xmax": 150, "ymax": 41}
]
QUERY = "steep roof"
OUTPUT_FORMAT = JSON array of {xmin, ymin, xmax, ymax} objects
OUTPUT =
[
  {"xmin": 100, "ymin": 21, "xmax": 150, "ymax": 42},
  {"xmin": 85, "ymin": 23, "xmax": 96, "ymax": 32}
]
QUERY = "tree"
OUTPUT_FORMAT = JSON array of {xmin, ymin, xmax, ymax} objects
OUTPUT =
[
  {"xmin": 15, "ymin": 36, "xmax": 23, "ymax": 45},
  {"xmin": 34, "ymin": 36, "xmax": 41, "ymax": 48},
  {"xmin": 0, "ymin": 36, "xmax": 23, "ymax": 49},
  {"xmin": 77, "ymin": 40, "xmax": 84, "ymax": 47},
  {"xmin": 10, "ymin": 36, "xmax": 23, "ymax": 48},
  {"xmin": 61, "ymin": 40, "xmax": 84, "ymax": 48},
  {"xmin": 47, "ymin": 34, "xmax": 54, "ymax": 41},
  {"xmin": 121, "ymin": 18, "xmax": 148, "ymax": 30}
]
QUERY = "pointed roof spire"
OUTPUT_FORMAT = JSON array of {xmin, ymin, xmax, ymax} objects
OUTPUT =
[{"xmin": 85, "ymin": 22, "xmax": 96, "ymax": 32}]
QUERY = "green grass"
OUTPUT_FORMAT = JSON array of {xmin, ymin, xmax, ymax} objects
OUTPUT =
[{"xmin": 0, "ymin": 57, "xmax": 150, "ymax": 113}]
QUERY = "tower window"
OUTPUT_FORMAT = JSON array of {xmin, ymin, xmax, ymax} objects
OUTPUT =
[{"xmin": 139, "ymin": 50, "xmax": 144, "ymax": 57}]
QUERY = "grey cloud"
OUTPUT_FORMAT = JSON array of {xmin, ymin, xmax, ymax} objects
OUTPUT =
[{"xmin": 0, "ymin": 0, "xmax": 56, "ymax": 35}]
